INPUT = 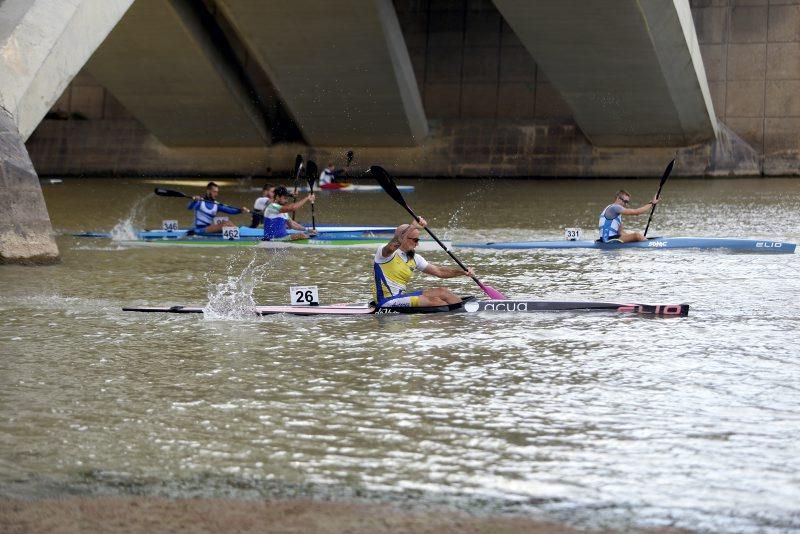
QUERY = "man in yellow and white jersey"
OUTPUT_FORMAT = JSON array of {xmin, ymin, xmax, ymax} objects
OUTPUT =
[{"xmin": 373, "ymin": 218, "xmax": 473, "ymax": 307}]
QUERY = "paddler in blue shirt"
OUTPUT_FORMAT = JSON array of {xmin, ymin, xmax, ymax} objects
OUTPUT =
[
  {"xmin": 598, "ymin": 189, "xmax": 660, "ymax": 242},
  {"xmin": 263, "ymin": 186, "xmax": 316, "ymax": 240},
  {"xmin": 373, "ymin": 218, "xmax": 473, "ymax": 308},
  {"xmin": 188, "ymin": 182, "xmax": 250, "ymax": 233}
]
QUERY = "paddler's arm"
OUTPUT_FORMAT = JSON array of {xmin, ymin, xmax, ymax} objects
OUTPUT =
[
  {"xmin": 622, "ymin": 196, "xmax": 660, "ymax": 216},
  {"xmin": 422, "ymin": 264, "xmax": 475, "ymax": 279},
  {"xmin": 278, "ymin": 193, "xmax": 315, "ymax": 213},
  {"xmin": 286, "ymin": 219, "xmax": 307, "ymax": 231},
  {"xmin": 218, "ymin": 204, "xmax": 250, "ymax": 215},
  {"xmin": 381, "ymin": 217, "xmax": 426, "ymax": 257}
]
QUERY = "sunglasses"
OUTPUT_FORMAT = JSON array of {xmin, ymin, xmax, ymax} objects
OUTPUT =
[
  {"xmin": 408, "ymin": 237, "xmax": 420, "ymax": 243},
  {"xmin": 619, "ymin": 197, "xmax": 631, "ymax": 204}
]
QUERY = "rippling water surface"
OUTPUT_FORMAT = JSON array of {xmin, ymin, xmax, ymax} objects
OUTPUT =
[{"xmin": 1, "ymin": 177, "xmax": 799, "ymax": 531}]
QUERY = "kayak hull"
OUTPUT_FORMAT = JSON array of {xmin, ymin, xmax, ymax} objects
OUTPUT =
[
  {"xmin": 74, "ymin": 224, "xmax": 395, "ymax": 241},
  {"xmin": 123, "ymin": 298, "xmax": 689, "ymax": 317},
  {"xmin": 456, "ymin": 236, "xmax": 796, "ymax": 253},
  {"xmin": 295, "ymin": 184, "xmax": 414, "ymax": 193},
  {"xmin": 114, "ymin": 237, "xmax": 448, "ymax": 251}
]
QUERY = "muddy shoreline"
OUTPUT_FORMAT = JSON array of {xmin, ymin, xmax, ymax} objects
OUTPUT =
[{"xmin": 0, "ymin": 497, "xmax": 580, "ymax": 533}]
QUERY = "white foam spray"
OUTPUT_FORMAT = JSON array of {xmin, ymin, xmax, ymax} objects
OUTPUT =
[
  {"xmin": 202, "ymin": 251, "xmax": 285, "ymax": 320},
  {"xmin": 110, "ymin": 194, "xmax": 153, "ymax": 241}
]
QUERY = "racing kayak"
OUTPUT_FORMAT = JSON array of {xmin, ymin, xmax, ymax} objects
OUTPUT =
[
  {"xmin": 123, "ymin": 297, "xmax": 689, "ymax": 317},
  {"xmin": 456, "ymin": 236, "xmax": 796, "ymax": 253},
  {"xmin": 294, "ymin": 183, "xmax": 414, "ymax": 193},
  {"xmin": 74, "ymin": 224, "xmax": 396, "ymax": 240},
  {"xmin": 113, "ymin": 237, "xmax": 449, "ymax": 250}
]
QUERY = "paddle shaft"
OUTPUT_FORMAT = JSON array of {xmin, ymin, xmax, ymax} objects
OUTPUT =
[
  {"xmin": 291, "ymin": 154, "xmax": 303, "ymax": 220},
  {"xmin": 306, "ymin": 161, "xmax": 318, "ymax": 231},
  {"xmin": 400, "ymin": 204, "xmax": 494, "ymax": 292},
  {"xmin": 643, "ymin": 159, "xmax": 674, "ymax": 237},
  {"xmin": 154, "ymin": 188, "xmax": 244, "ymax": 213}
]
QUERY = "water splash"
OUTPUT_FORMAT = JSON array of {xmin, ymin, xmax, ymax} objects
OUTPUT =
[
  {"xmin": 444, "ymin": 180, "xmax": 492, "ymax": 240},
  {"xmin": 110, "ymin": 194, "xmax": 153, "ymax": 241},
  {"xmin": 202, "ymin": 252, "xmax": 275, "ymax": 320}
]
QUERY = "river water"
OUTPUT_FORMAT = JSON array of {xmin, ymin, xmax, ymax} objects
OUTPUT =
[{"xmin": 2, "ymin": 176, "xmax": 799, "ymax": 531}]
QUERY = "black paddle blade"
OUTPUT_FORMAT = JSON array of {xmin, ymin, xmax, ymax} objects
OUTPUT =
[
  {"xmin": 658, "ymin": 159, "xmax": 675, "ymax": 191},
  {"xmin": 368, "ymin": 166, "xmax": 414, "ymax": 216},
  {"xmin": 154, "ymin": 188, "xmax": 188, "ymax": 198},
  {"xmin": 293, "ymin": 154, "xmax": 303, "ymax": 178},
  {"xmin": 305, "ymin": 161, "xmax": 318, "ymax": 192},
  {"xmin": 346, "ymin": 150, "xmax": 354, "ymax": 166}
]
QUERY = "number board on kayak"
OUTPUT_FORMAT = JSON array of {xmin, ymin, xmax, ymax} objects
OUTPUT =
[{"xmin": 290, "ymin": 285, "xmax": 320, "ymax": 306}]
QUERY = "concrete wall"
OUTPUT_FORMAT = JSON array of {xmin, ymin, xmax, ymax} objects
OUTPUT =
[
  {"xmin": 23, "ymin": 0, "xmax": 800, "ymax": 177},
  {"xmin": 693, "ymin": 0, "xmax": 800, "ymax": 175}
]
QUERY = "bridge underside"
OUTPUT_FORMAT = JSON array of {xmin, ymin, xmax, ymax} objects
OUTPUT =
[
  {"xmin": 84, "ymin": 0, "xmax": 428, "ymax": 148},
  {"xmin": 493, "ymin": 0, "xmax": 717, "ymax": 147}
]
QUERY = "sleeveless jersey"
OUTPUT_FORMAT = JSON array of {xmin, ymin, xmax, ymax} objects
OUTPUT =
[
  {"xmin": 372, "ymin": 246, "xmax": 428, "ymax": 303},
  {"xmin": 598, "ymin": 203, "xmax": 623, "ymax": 241}
]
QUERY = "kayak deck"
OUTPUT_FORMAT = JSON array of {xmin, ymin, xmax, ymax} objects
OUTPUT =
[{"xmin": 455, "ymin": 236, "xmax": 796, "ymax": 253}]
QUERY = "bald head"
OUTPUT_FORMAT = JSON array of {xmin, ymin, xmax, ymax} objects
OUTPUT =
[
  {"xmin": 394, "ymin": 224, "xmax": 411, "ymax": 239},
  {"xmin": 391, "ymin": 223, "xmax": 421, "ymax": 251}
]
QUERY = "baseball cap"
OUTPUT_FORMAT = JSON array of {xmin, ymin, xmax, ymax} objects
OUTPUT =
[{"xmin": 273, "ymin": 186, "xmax": 292, "ymax": 198}]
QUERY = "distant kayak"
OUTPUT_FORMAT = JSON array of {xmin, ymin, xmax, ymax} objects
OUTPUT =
[
  {"xmin": 74, "ymin": 224, "xmax": 396, "ymax": 241},
  {"xmin": 289, "ymin": 183, "xmax": 415, "ymax": 193},
  {"xmin": 112, "ymin": 237, "xmax": 448, "ymax": 251},
  {"xmin": 456, "ymin": 236, "xmax": 796, "ymax": 253}
]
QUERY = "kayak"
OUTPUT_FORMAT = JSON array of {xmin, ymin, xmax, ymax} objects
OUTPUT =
[
  {"xmin": 455, "ymin": 237, "xmax": 796, "ymax": 253},
  {"xmin": 74, "ymin": 224, "xmax": 396, "ymax": 241},
  {"xmin": 113, "ymin": 237, "xmax": 449, "ymax": 251},
  {"xmin": 293, "ymin": 183, "xmax": 415, "ymax": 193},
  {"xmin": 123, "ymin": 296, "xmax": 689, "ymax": 317}
]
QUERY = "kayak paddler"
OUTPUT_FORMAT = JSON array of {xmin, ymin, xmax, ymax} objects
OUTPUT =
[
  {"xmin": 250, "ymin": 184, "xmax": 275, "ymax": 228},
  {"xmin": 263, "ymin": 186, "xmax": 316, "ymax": 241},
  {"xmin": 372, "ymin": 218, "xmax": 473, "ymax": 308},
  {"xmin": 598, "ymin": 189, "xmax": 660, "ymax": 243},
  {"xmin": 188, "ymin": 182, "xmax": 250, "ymax": 233}
]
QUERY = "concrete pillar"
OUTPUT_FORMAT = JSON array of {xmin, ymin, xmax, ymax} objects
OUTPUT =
[{"xmin": 0, "ymin": 106, "xmax": 59, "ymax": 264}]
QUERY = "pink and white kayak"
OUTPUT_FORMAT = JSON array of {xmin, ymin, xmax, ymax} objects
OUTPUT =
[{"xmin": 123, "ymin": 298, "xmax": 689, "ymax": 317}]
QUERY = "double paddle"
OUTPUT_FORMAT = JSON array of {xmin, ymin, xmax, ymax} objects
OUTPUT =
[
  {"xmin": 154, "ymin": 188, "xmax": 245, "ymax": 214},
  {"xmin": 643, "ymin": 159, "xmax": 675, "ymax": 237},
  {"xmin": 368, "ymin": 165, "xmax": 506, "ymax": 300}
]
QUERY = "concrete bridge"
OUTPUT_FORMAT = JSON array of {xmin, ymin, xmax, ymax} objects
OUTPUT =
[{"xmin": 0, "ymin": 0, "xmax": 727, "ymax": 263}]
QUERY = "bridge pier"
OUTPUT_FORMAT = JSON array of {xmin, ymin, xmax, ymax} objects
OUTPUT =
[{"xmin": 0, "ymin": 107, "xmax": 59, "ymax": 264}]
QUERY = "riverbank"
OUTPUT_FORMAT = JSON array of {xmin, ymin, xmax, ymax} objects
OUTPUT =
[{"xmin": 0, "ymin": 497, "xmax": 579, "ymax": 533}]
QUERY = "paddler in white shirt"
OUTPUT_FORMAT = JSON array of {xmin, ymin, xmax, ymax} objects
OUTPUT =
[
  {"xmin": 319, "ymin": 163, "xmax": 337, "ymax": 186},
  {"xmin": 249, "ymin": 184, "xmax": 275, "ymax": 228},
  {"xmin": 372, "ymin": 218, "xmax": 473, "ymax": 308}
]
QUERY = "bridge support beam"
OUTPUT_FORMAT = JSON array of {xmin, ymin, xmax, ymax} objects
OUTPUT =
[
  {"xmin": 493, "ymin": 0, "xmax": 718, "ymax": 146},
  {"xmin": 217, "ymin": 0, "xmax": 428, "ymax": 146}
]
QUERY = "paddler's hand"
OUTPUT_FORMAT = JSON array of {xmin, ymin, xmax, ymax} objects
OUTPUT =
[
  {"xmin": 307, "ymin": 193, "xmax": 316, "ymax": 203},
  {"xmin": 414, "ymin": 217, "xmax": 427, "ymax": 229},
  {"xmin": 650, "ymin": 196, "xmax": 660, "ymax": 205},
  {"xmin": 192, "ymin": 195, "xmax": 202, "ymax": 201},
  {"xmin": 464, "ymin": 267, "xmax": 475, "ymax": 278},
  {"xmin": 241, "ymin": 207, "xmax": 251, "ymax": 213},
  {"xmin": 308, "ymin": 229, "xmax": 318, "ymax": 236}
]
